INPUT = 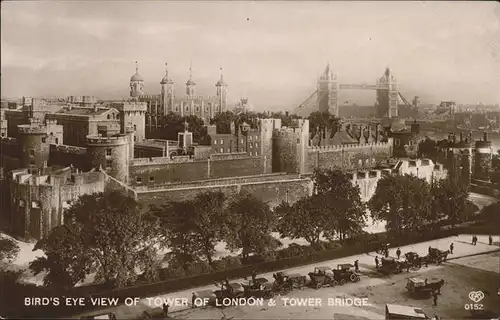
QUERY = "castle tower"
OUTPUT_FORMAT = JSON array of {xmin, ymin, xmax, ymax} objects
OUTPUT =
[
  {"xmin": 317, "ymin": 64, "xmax": 339, "ymax": 116},
  {"xmin": 215, "ymin": 68, "xmax": 228, "ymax": 113},
  {"xmin": 112, "ymin": 101, "xmax": 147, "ymax": 142},
  {"xmin": 474, "ymin": 132, "xmax": 492, "ymax": 181},
  {"xmin": 160, "ymin": 62, "xmax": 175, "ymax": 115},
  {"xmin": 130, "ymin": 61, "xmax": 145, "ymax": 100},
  {"xmin": 125, "ymin": 122, "xmax": 135, "ymax": 160},
  {"xmin": 186, "ymin": 62, "xmax": 196, "ymax": 97},
  {"xmin": 17, "ymin": 118, "xmax": 50, "ymax": 170},
  {"xmin": 444, "ymin": 132, "xmax": 473, "ymax": 186},
  {"xmin": 86, "ymin": 133, "xmax": 130, "ymax": 183},
  {"xmin": 376, "ymin": 67, "xmax": 399, "ymax": 118}
]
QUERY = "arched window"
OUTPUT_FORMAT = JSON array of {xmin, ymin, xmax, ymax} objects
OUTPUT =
[{"xmin": 107, "ymin": 114, "xmax": 110, "ymax": 119}]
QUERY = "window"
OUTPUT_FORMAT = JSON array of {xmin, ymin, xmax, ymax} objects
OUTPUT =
[
  {"xmin": 249, "ymin": 136, "xmax": 253, "ymax": 141},
  {"xmin": 220, "ymin": 148, "xmax": 223, "ymax": 153},
  {"xmin": 106, "ymin": 160, "xmax": 112, "ymax": 168},
  {"xmin": 255, "ymin": 151, "xmax": 258, "ymax": 156},
  {"xmin": 395, "ymin": 139, "xmax": 400, "ymax": 146},
  {"xmin": 30, "ymin": 160, "xmax": 35, "ymax": 166},
  {"xmin": 107, "ymin": 114, "xmax": 110, "ymax": 119},
  {"xmin": 214, "ymin": 140, "xmax": 217, "ymax": 145},
  {"xmin": 106, "ymin": 148, "xmax": 112, "ymax": 156},
  {"xmin": 134, "ymin": 125, "xmax": 137, "ymax": 131},
  {"xmin": 175, "ymin": 106, "xmax": 179, "ymax": 112},
  {"xmin": 186, "ymin": 106, "xmax": 189, "ymax": 111},
  {"xmin": 134, "ymin": 136, "xmax": 137, "ymax": 142},
  {"xmin": 136, "ymin": 177, "xmax": 142, "ymax": 183},
  {"xmin": 1, "ymin": 133, "xmax": 4, "ymax": 137},
  {"xmin": 30, "ymin": 149, "xmax": 35, "ymax": 156},
  {"xmin": 19, "ymin": 200, "xmax": 25, "ymax": 207},
  {"xmin": 250, "ymin": 152, "xmax": 253, "ymax": 156},
  {"xmin": 149, "ymin": 176, "xmax": 155, "ymax": 182},
  {"xmin": 42, "ymin": 137, "xmax": 46, "ymax": 143},
  {"xmin": 227, "ymin": 148, "xmax": 230, "ymax": 153},
  {"xmin": 220, "ymin": 139, "xmax": 223, "ymax": 144},
  {"xmin": 255, "ymin": 142, "xmax": 259, "ymax": 147},
  {"xmin": 196, "ymin": 106, "xmax": 200, "ymax": 112},
  {"xmin": 55, "ymin": 138, "xmax": 59, "ymax": 144},
  {"xmin": 250, "ymin": 142, "xmax": 253, "ymax": 148},
  {"xmin": 358, "ymin": 159, "xmax": 362, "ymax": 166},
  {"xmin": 31, "ymin": 201, "xmax": 40, "ymax": 209},
  {"xmin": 241, "ymin": 139, "xmax": 244, "ymax": 143}
]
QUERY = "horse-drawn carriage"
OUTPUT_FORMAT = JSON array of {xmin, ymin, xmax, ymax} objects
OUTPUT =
[
  {"xmin": 404, "ymin": 252, "xmax": 422, "ymax": 270},
  {"xmin": 242, "ymin": 278, "xmax": 274, "ymax": 299},
  {"xmin": 379, "ymin": 257, "xmax": 403, "ymax": 275},
  {"xmin": 214, "ymin": 282, "xmax": 244, "ymax": 307},
  {"xmin": 308, "ymin": 266, "xmax": 338, "ymax": 289},
  {"xmin": 376, "ymin": 243, "xmax": 390, "ymax": 255},
  {"xmin": 273, "ymin": 271, "xmax": 307, "ymax": 291},
  {"xmin": 405, "ymin": 277, "xmax": 445, "ymax": 297},
  {"xmin": 427, "ymin": 248, "xmax": 450, "ymax": 264},
  {"xmin": 333, "ymin": 264, "xmax": 360, "ymax": 284}
]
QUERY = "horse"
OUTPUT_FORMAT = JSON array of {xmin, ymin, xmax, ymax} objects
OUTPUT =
[{"xmin": 426, "ymin": 279, "xmax": 445, "ymax": 294}]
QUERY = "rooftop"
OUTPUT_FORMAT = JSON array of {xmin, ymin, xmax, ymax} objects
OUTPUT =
[{"xmin": 55, "ymin": 106, "xmax": 110, "ymax": 116}]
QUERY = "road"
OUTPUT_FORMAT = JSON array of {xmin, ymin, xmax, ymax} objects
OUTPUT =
[{"xmin": 75, "ymin": 234, "xmax": 500, "ymax": 319}]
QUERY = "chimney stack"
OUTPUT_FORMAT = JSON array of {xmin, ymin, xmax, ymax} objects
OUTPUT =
[{"xmin": 483, "ymin": 131, "xmax": 488, "ymax": 141}]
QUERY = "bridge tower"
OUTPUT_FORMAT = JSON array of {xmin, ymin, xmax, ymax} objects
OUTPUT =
[
  {"xmin": 376, "ymin": 68, "xmax": 399, "ymax": 118},
  {"xmin": 317, "ymin": 64, "xmax": 339, "ymax": 116}
]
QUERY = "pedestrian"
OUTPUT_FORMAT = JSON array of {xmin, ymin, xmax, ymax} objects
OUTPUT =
[
  {"xmin": 375, "ymin": 256, "xmax": 379, "ymax": 269},
  {"xmin": 385, "ymin": 248, "xmax": 389, "ymax": 258},
  {"xmin": 163, "ymin": 303, "xmax": 169, "ymax": 317},
  {"xmin": 396, "ymin": 248, "xmax": 401, "ymax": 260},
  {"xmin": 252, "ymin": 270, "xmax": 257, "ymax": 282},
  {"xmin": 354, "ymin": 260, "xmax": 359, "ymax": 272},
  {"xmin": 449, "ymin": 243, "xmax": 454, "ymax": 254},
  {"xmin": 192, "ymin": 292, "xmax": 196, "ymax": 308},
  {"xmin": 474, "ymin": 236, "xmax": 478, "ymax": 245},
  {"xmin": 425, "ymin": 278, "xmax": 428, "ymax": 285},
  {"xmin": 433, "ymin": 291, "xmax": 438, "ymax": 306},
  {"xmin": 489, "ymin": 235, "xmax": 493, "ymax": 245},
  {"xmin": 428, "ymin": 246, "xmax": 432, "ymax": 254},
  {"xmin": 225, "ymin": 277, "xmax": 230, "ymax": 286},
  {"xmin": 471, "ymin": 235, "xmax": 475, "ymax": 245}
]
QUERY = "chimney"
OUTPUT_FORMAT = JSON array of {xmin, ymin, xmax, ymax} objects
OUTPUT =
[
  {"xmin": 483, "ymin": 131, "xmax": 488, "ymax": 141},
  {"xmin": 460, "ymin": 132, "xmax": 463, "ymax": 142}
]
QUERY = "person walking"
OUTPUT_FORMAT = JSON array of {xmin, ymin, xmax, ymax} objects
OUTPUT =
[
  {"xmin": 489, "ymin": 235, "xmax": 493, "ymax": 245},
  {"xmin": 396, "ymin": 248, "xmax": 401, "ymax": 260},
  {"xmin": 449, "ymin": 243, "xmax": 454, "ymax": 254},
  {"xmin": 192, "ymin": 292, "xmax": 196, "ymax": 308},
  {"xmin": 385, "ymin": 248, "xmax": 389, "ymax": 258},
  {"xmin": 428, "ymin": 246, "xmax": 432, "ymax": 254},
  {"xmin": 472, "ymin": 235, "xmax": 475, "ymax": 245},
  {"xmin": 354, "ymin": 260, "xmax": 359, "ymax": 272},
  {"xmin": 252, "ymin": 270, "xmax": 257, "ymax": 282},
  {"xmin": 474, "ymin": 235, "xmax": 478, "ymax": 245},
  {"xmin": 163, "ymin": 303, "xmax": 169, "ymax": 317},
  {"xmin": 375, "ymin": 256, "xmax": 379, "ymax": 269},
  {"xmin": 433, "ymin": 291, "xmax": 439, "ymax": 306}
]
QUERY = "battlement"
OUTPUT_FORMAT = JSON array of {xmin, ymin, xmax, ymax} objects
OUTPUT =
[
  {"xmin": 1, "ymin": 137, "xmax": 18, "ymax": 144},
  {"xmin": 180, "ymin": 95, "xmax": 219, "ymax": 101},
  {"xmin": 45, "ymin": 119, "xmax": 58, "ymax": 126},
  {"xmin": 130, "ymin": 155, "xmax": 195, "ymax": 166},
  {"xmin": 86, "ymin": 134, "xmax": 129, "ymax": 145},
  {"xmin": 309, "ymin": 139, "xmax": 392, "ymax": 152},
  {"xmin": 49, "ymin": 144, "xmax": 87, "ymax": 155},
  {"xmin": 110, "ymin": 101, "xmax": 147, "ymax": 112},
  {"xmin": 17, "ymin": 123, "xmax": 47, "ymax": 135}
]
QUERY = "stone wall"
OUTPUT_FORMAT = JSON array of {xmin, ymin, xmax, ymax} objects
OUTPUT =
[
  {"xmin": 48, "ymin": 144, "xmax": 88, "ymax": 170},
  {"xmin": 129, "ymin": 156, "xmax": 265, "ymax": 187},
  {"xmin": 306, "ymin": 140, "xmax": 393, "ymax": 173},
  {"xmin": 136, "ymin": 174, "xmax": 312, "ymax": 209}
]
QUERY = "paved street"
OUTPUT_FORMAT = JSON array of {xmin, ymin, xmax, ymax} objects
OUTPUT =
[{"xmin": 75, "ymin": 234, "xmax": 500, "ymax": 319}]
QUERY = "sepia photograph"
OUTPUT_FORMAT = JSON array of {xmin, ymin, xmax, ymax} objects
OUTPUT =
[{"xmin": 1, "ymin": 1, "xmax": 499, "ymax": 319}]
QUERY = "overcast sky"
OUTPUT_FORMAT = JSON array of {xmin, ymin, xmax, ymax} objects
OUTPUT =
[{"xmin": 1, "ymin": 1, "xmax": 499, "ymax": 110}]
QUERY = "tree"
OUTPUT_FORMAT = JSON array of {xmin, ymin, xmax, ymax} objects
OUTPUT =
[
  {"xmin": 308, "ymin": 111, "xmax": 341, "ymax": 141},
  {"xmin": 151, "ymin": 200, "xmax": 201, "ymax": 271},
  {"xmin": 210, "ymin": 111, "xmax": 237, "ymax": 134},
  {"xmin": 0, "ymin": 235, "xmax": 20, "ymax": 264},
  {"xmin": 190, "ymin": 191, "xmax": 230, "ymax": 266},
  {"xmin": 479, "ymin": 201, "xmax": 500, "ymax": 225},
  {"xmin": 418, "ymin": 138, "xmax": 438, "ymax": 162},
  {"xmin": 30, "ymin": 191, "xmax": 162, "ymax": 289},
  {"xmin": 368, "ymin": 174, "xmax": 432, "ymax": 236},
  {"xmin": 152, "ymin": 191, "xmax": 230, "ymax": 268},
  {"xmin": 225, "ymin": 193, "xmax": 278, "ymax": 260},
  {"xmin": 183, "ymin": 115, "xmax": 209, "ymax": 144},
  {"xmin": 159, "ymin": 112, "xmax": 184, "ymax": 140},
  {"xmin": 312, "ymin": 168, "xmax": 366, "ymax": 240},
  {"xmin": 432, "ymin": 177, "xmax": 471, "ymax": 226},
  {"xmin": 276, "ymin": 195, "xmax": 334, "ymax": 246}
]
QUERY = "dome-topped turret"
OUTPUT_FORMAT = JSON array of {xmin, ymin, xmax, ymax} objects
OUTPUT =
[
  {"xmin": 130, "ymin": 61, "xmax": 144, "ymax": 82},
  {"xmin": 216, "ymin": 68, "xmax": 227, "ymax": 86},
  {"xmin": 160, "ymin": 63, "xmax": 173, "ymax": 84},
  {"xmin": 186, "ymin": 78, "xmax": 196, "ymax": 86}
]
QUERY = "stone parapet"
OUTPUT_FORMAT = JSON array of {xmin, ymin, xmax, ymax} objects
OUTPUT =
[
  {"xmin": 17, "ymin": 124, "xmax": 47, "ymax": 135},
  {"xmin": 309, "ymin": 140, "xmax": 392, "ymax": 152},
  {"xmin": 49, "ymin": 144, "xmax": 87, "ymax": 155},
  {"xmin": 86, "ymin": 134, "xmax": 129, "ymax": 146}
]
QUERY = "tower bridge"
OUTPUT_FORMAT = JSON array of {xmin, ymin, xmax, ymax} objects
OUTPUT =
[{"xmin": 295, "ymin": 65, "xmax": 418, "ymax": 120}]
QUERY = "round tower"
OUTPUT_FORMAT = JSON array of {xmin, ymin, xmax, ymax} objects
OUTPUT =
[
  {"xmin": 474, "ymin": 132, "xmax": 492, "ymax": 181},
  {"xmin": 125, "ymin": 123, "xmax": 135, "ymax": 160},
  {"xmin": 215, "ymin": 68, "xmax": 228, "ymax": 113},
  {"xmin": 86, "ymin": 134, "xmax": 130, "ymax": 183},
  {"xmin": 130, "ymin": 61, "xmax": 144, "ymax": 99},
  {"xmin": 17, "ymin": 118, "xmax": 49, "ymax": 169}
]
